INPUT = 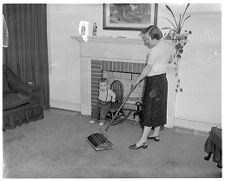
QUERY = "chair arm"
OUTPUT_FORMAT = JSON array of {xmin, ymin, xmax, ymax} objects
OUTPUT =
[
  {"xmin": 4, "ymin": 64, "xmax": 41, "ymax": 95},
  {"xmin": 9, "ymin": 80, "xmax": 40, "ymax": 95}
]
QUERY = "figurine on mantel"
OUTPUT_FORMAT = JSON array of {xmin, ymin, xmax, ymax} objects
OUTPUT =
[
  {"xmin": 93, "ymin": 22, "xmax": 97, "ymax": 36},
  {"xmin": 78, "ymin": 21, "xmax": 89, "ymax": 42},
  {"xmin": 81, "ymin": 23, "xmax": 86, "ymax": 35}
]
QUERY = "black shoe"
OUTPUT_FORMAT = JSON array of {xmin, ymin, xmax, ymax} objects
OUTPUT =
[
  {"xmin": 147, "ymin": 136, "xmax": 160, "ymax": 142},
  {"xmin": 217, "ymin": 164, "xmax": 222, "ymax": 169},
  {"xmin": 204, "ymin": 153, "xmax": 212, "ymax": 161},
  {"xmin": 129, "ymin": 143, "xmax": 148, "ymax": 150}
]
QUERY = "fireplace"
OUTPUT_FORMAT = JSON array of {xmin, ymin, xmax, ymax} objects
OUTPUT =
[
  {"xmin": 73, "ymin": 36, "xmax": 177, "ymax": 128},
  {"xmin": 90, "ymin": 60, "xmax": 147, "ymax": 121},
  {"xmin": 91, "ymin": 60, "xmax": 145, "ymax": 109}
]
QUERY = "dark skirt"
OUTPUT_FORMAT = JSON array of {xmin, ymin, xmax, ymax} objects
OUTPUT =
[{"xmin": 140, "ymin": 74, "xmax": 168, "ymax": 127}]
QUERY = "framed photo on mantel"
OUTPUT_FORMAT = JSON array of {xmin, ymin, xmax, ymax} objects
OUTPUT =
[{"xmin": 103, "ymin": 3, "xmax": 158, "ymax": 31}]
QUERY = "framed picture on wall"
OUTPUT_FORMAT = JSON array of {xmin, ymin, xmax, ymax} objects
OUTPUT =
[{"xmin": 103, "ymin": 4, "xmax": 158, "ymax": 31}]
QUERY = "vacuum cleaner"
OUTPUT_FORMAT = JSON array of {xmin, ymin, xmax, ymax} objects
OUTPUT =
[{"xmin": 87, "ymin": 84, "xmax": 137, "ymax": 151}]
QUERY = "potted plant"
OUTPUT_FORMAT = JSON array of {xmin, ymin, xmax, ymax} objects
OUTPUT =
[{"xmin": 162, "ymin": 3, "xmax": 192, "ymax": 92}]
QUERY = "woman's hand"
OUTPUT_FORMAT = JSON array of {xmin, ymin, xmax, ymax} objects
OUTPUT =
[
  {"xmin": 130, "ymin": 84, "xmax": 136, "ymax": 90},
  {"xmin": 134, "ymin": 64, "xmax": 152, "ymax": 86}
]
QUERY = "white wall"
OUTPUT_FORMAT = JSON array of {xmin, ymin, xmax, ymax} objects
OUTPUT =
[
  {"xmin": 158, "ymin": 4, "xmax": 221, "ymax": 130},
  {"xmin": 175, "ymin": 13, "xmax": 221, "ymax": 127},
  {"xmin": 47, "ymin": 4, "xmax": 221, "ymax": 130},
  {"xmin": 47, "ymin": 5, "xmax": 81, "ymax": 110}
]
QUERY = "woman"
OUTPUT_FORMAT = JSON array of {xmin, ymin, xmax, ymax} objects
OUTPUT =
[{"xmin": 129, "ymin": 25, "xmax": 175, "ymax": 150}]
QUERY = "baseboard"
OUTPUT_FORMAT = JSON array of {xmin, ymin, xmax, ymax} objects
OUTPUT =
[
  {"xmin": 50, "ymin": 99, "xmax": 81, "ymax": 112},
  {"xmin": 165, "ymin": 122, "xmax": 174, "ymax": 128},
  {"xmin": 174, "ymin": 117, "xmax": 221, "ymax": 132},
  {"xmin": 49, "ymin": 100, "xmax": 220, "ymax": 132}
]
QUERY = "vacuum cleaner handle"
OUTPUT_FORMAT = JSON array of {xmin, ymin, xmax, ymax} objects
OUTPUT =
[{"xmin": 104, "ymin": 84, "xmax": 137, "ymax": 133}]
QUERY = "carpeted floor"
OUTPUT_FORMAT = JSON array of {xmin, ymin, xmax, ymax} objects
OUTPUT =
[{"xmin": 3, "ymin": 109, "xmax": 222, "ymax": 178}]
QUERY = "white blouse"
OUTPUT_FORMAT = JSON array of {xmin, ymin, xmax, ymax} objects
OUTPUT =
[{"xmin": 147, "ymin": 39, "xmax": 175, "ymax": 77}]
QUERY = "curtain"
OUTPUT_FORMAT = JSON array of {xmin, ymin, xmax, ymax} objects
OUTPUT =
[
  {"xmin": 3, "ymin": 4, "xmax": 50, "ymax": 108},
  {"xmin": 3, "ymin": 15, "xmax": 9, "ymax": 47}
]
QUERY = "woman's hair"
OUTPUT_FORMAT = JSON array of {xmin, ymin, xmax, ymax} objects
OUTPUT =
[{"xmin": 141, "ymin": 25, "xmax": 163, "ymax": 40}]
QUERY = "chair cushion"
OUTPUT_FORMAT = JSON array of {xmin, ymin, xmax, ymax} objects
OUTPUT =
[
  {"xmin": 3, "ymin": 74, "xmax": 10, "ymax": 93},
  {"xmin": 3, "ymin": 93, "xmax": 31, "ymax": 111},
  {"xmin": 126, "ymin": 97, "xmax": 141, "ymax": 104},
  {"xmin": 123, "ymin": 103, "xmax": 137, "ymax": 110}
]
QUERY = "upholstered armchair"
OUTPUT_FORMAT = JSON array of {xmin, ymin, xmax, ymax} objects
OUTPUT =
[{"xmin": 3, "ymin": 64, "xmax": 44, "ymax": 131}]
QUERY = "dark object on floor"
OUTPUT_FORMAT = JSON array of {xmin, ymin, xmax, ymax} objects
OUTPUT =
[
  {"xmin": 148, "ymin": 136, "xmax": 160, "ymax": 142},
  {"xmin": 217, "ymin": 163, "xmax": 222, "ymax": 169},
  {"xmin": 87, "ymin": 85, "xmax": 137, "ymax": 151},
  {"xmin": 3, "ymin": 64, "xmax": 44, "ymax": 131},
  {"xmin": 133, "ymin": 102, "xmax": 143, "ymax": 119},
  {"xmin": 204, "ymin": 127, "xmax": 222, "ymax": 168},
  {"xmin": 129, "ymin": 143, "xmax": 148, "ymax": 150},
  {"xmin": 204, "ymin": 152, "xmax": 212, "ymax": 160},
  {"xmin": 121, "ymin": 99, "xmax": 142, "ymax": 124}
]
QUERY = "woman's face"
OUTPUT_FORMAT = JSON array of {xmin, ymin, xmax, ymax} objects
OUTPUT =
[{"xmin": 141, "ymin": 33, "xmax": 156, "ymax": 49}]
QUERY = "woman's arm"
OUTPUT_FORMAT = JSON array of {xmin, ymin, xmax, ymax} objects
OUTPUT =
[{"xmin": 135, "ymin": 64, "xmax": 152, "ymax": 85}]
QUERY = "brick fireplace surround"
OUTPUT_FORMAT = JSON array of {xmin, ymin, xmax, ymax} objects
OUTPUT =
[
  {"xmin": 73, "ymin": 36, "xmax": 177, "ymax": 128},
  {"xmin": 91, "ymin": 60, "xmax": 145, "ymax": 109}
]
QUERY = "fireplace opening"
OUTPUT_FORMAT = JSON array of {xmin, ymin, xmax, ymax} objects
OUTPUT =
[
  {"xmin": 91, "ymin": 60, "xmax": 146, "ymax": 121},
  {"xmin": 103, "ymin": 70, "xmax": 145, "ymax": 102},
  {"xmin": 103, "ymin": 70, "xmax": 145, "ymax": 122}
]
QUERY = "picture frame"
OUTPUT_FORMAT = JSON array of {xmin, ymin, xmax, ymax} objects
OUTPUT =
[{"xmin": 103, "ymin": 4, "xmax": 158, "ymax": 31}]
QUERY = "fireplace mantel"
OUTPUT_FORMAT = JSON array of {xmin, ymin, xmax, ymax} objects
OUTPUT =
[
  {"xmin": 71, "ymin": 36, "xmax": 148, "ymax": 62},
  {"xmin": 71, "ymin": 35, "xmax": 144, "ymax": 45},
  {"xmin": 73, "ymin": 35, "xmax": 177, "ymax": 128}
]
